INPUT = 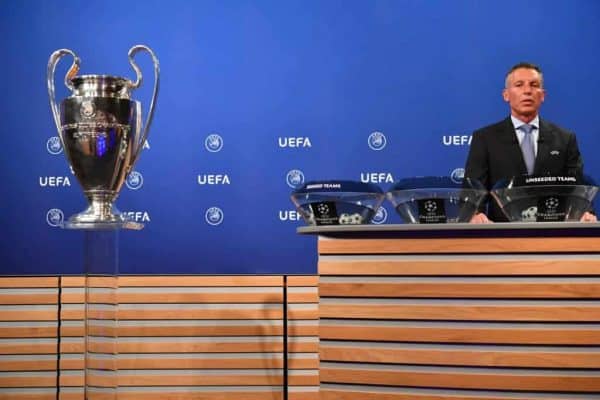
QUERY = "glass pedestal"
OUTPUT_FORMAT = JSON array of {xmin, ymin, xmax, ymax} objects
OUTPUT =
[{"xmin": 83, "ymin": 231, "xmax": 119, "ymax": 400}]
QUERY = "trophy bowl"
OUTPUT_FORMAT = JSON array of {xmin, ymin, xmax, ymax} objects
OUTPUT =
[
  {"xmin": 490, "ymin": 176, "xmax": 598, "ymax": 222},
  {"xmin": 387, "ymin": 176, "xmax": 487, "ymax": 224},
  {"xmin": 290, "ymin": 180, "xmax": 385, "ymax": 226},
  {"xmin": 47, "ymin": 46, "xmax": 159, "ymax": 229}
]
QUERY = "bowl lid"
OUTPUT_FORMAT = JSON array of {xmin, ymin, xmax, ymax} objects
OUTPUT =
[
  {"xmin": 492, "ymin": 175, "xmax": 588, "ymax": 190},
  {"xmin": 390, "ymin": 176, "xmax": 484, "ymax": 191},
  {"xmin": 292, "ymin": 180, "xmax": 383, "ymax": 195}
]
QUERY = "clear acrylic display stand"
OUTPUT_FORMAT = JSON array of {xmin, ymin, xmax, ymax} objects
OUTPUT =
[
  {"xmin": 61, "ymin": 218, "xmax": 141, "ymax": 399},
  {"xmin": 83, "ymin": 230, "xmax": 120, "ymax": 400}
]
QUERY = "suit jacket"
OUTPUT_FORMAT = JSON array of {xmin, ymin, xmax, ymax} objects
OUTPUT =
[{"xmin": 464, "ymin": 116, "xmax": 584, "ymax": 222}]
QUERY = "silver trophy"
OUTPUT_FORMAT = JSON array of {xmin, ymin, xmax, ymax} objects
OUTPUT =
[{"xmin": 47, "ymin": 45, "xmax": 159, "ymax": 229}]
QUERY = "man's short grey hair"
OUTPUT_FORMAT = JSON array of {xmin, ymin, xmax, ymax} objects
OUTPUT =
[{"xmin": 505, "ymin": 62, "xmax": 544, "ymax": 88}]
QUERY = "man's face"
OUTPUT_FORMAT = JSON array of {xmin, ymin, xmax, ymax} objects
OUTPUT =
[{"xmin": 502, "ymin": 67, "xmax": 545, "ymax": 121}]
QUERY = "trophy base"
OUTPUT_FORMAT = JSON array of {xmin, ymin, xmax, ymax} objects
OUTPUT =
[
  {"xmin": 62, "ymin": 204, "xmax": 144, "ymax": 230},
  {"xmin": 62, "ymin": 220, "xmax": 143, "ymax": 230}
]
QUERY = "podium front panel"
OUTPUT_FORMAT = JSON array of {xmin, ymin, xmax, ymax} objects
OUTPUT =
[{"xmin": 314, "ymin": 224, "xmax": 600, "ymax": 399}]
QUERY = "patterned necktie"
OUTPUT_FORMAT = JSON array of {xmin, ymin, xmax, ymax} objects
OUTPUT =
[{"xmin": 520, "ymin": 124, "xmax": 535, "ymax": 175}]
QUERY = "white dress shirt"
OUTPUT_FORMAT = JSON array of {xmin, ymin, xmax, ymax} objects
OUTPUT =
[{"xmin": 511, "ymin": 115, "xmax": 540, "ymax": 156}]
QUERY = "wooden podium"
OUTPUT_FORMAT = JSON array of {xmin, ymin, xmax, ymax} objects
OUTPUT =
[{"xmin": 300, "ymin": 223, "xmax": 600, "ymax": 400}]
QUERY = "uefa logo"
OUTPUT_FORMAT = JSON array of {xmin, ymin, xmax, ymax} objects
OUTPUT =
[
  {"xmin": 371, "ymin": 206, "xmax": 388, "ymax": 224},
  {"xmin": 205, "ymin": 134, "xmax": 224, "ymax": 153},
  {"xmin": 47, "ymin": 136, "xmax": 63, "ymax": 155},
  {"xmin": 286, "ymin": 169, "xmax": 305, "ymax": 189},
  {"xmin": 126, "ymin": 171, "xmax": 144, "ymax": 190},
  {"xmin": 205, "ymin": 207, "xmax": 224, "ymax": 226},
  {"xmin": 450, "ymin": 167, "xmax": 465, "ymax": 184},
  {"xmin": 368, "ymin": 131, "xmax": 387, "ymax": 151},
  {"xmin": 46, "ymin": 208, "xmax": 64, "ymax": 227}
]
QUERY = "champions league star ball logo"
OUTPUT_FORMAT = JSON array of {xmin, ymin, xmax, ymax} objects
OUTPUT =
[
  {"xmin": 205, "ymin": 134, "xmax": 224, "ymax": 153},
  {"xmin": 46, "ymin": 208, "xmax": 64, "ymax": 227},
  {"xmin": 424, "ymin": 200, "xmax": 437, "ymax": 213},
  {"xmin": 126, "ymin": 171, "xmax": 144, "ymax": 190},
  {"xmin": 371, "ymin": 206, "xmax": 388, "ymax": 224},
  {"xmin": 205, "ymin": 207, "xmax": 224, "ymax": 226},
  {"xmin": 286, "ymin": 169, "xmax": 305, "ymax": 189},
  {"xmin": 545, "ymin": 197, "xmax": 560, "ymax": 210},
  {"xmin": 47, "ymin": 136, "xmax": 63, "ymax": 155},
  {"xmin": 451, "ymin": 168, "xmax": 465, "ymax": 184},
  {"xmin": 368, "ymin": 131, "xmax": 387, "ymax": 151},
  {"xmin": 316, "ymin": 203, "xmax": 329, "ymax": 215}
]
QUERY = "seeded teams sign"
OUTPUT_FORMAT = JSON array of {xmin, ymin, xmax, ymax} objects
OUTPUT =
[{"xmin": 2, "ymin": 1, "xmax": 600, "ymax": 275}]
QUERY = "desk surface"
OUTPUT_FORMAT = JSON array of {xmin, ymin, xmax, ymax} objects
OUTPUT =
[{"xmin": 298, "ymin": 222, "xmax": 600, "ymax": 238}]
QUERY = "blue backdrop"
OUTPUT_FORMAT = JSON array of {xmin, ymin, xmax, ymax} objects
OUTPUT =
[{"xmin": 2, "ymin": 0, "xmax": 600, "ymax": 275}]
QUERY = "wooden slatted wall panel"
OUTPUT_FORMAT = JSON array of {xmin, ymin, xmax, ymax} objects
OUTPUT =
[
  {"xmin": 61, "ymin": 275, "xmax": 287, "ymax": 400},
  {"xmin": 318, "ymin": 236, "xmax": 600, "ymax": 400},
  {"xmin": 287, "ymin": 276, "xmax": 319, "ymax": 400},
  {"xmin": 0, "ymin": 277, "xmax": 61, "ymax": 400},
  {"xmin": 0, "ymin": 275, "xmax": 319, "ymax": 400}
]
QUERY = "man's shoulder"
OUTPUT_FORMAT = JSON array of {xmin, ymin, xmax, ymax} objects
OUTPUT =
[
  {"xmin": 472, "ymin": 117, "xmax": 512, "ymax": 137},
  {"xmin": 540, "ymin": 118, "xmax": 574, "ymax": 136}
]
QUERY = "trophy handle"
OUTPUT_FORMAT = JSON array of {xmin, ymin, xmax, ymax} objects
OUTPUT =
[
  {"xmin": 47, "ymin": 49, "xmax": 80, "ymax": 139},
  {"xmin": 127, "ymin": 45, "xmax": 160, "ymax": 165}
]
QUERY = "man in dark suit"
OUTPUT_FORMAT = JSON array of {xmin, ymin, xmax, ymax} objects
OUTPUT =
[{"xmin": 464, "ymin": 62, "xmax": 596, "ymax": 223}]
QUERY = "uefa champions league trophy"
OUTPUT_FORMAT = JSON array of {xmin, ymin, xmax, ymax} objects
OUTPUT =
[{"xmin": 47, "ymin": 45, "xmax": 159, "ymax": 229}]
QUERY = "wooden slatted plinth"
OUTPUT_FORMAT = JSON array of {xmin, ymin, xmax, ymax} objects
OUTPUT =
[
  {"xmin": 317, "ymin": 228, "xmax": 600, "ymax": 399},
  {"xmin": 0, "ymin": 275, "xmax": 318, "ymax": 400}
]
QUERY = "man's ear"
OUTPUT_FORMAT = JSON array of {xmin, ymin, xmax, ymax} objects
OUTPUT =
[{"xmin": 502, "ymin": 89, "xmax": 509, "ymax": 103}]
